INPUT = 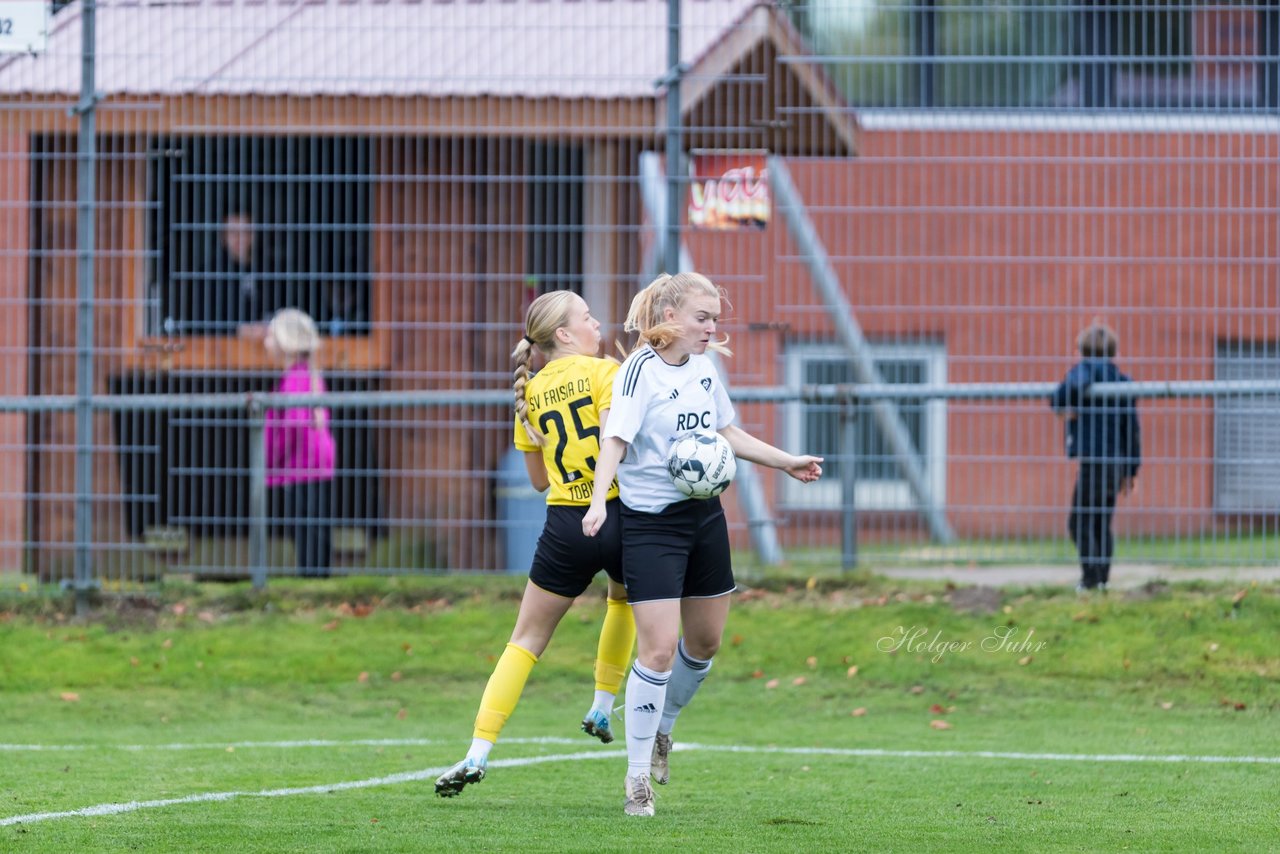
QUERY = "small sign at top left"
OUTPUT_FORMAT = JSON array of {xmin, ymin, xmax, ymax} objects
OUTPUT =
[{"xmin": 0, "ymin": 3, "xmax": 49, "ymax": 54}]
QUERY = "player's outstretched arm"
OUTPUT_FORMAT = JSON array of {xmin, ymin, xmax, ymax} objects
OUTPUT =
[
  {"xmin": 719, "ymin": 425, "xmax": 823, "ymax": 483},
  {"xmin": 583, "ymin": 436, "xmax": 627, "ymax": 537}
]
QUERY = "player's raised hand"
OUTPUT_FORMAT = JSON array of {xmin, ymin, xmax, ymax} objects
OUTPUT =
[{"xmin": 785, "ymin": 455, "xmax": 823, "ymax": 483}]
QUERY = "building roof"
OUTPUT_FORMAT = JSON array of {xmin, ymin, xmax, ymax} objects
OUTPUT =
[
  {"xmin": 0, "ymin": 0, "xmax": 764, "ymax": 98},
  {"xmin": 0, "ymin": 0, "xmax": 857, "ymax": 155}
]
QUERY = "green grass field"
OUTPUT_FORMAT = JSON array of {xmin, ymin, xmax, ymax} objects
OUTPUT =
[{"xmin": 1, "ymin": 574, "xmax": 1277, "ymax": 852}]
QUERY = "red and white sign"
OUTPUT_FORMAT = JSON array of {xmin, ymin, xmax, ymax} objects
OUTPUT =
[{"xmin": 688, "ymin": 154, "xmax": 769, "ymax": 231}]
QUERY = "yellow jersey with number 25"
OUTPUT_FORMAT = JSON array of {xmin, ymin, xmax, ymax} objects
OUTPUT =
[{"xmin": 514, "ymin": 354, "xmax": 620, "ymax": 506}]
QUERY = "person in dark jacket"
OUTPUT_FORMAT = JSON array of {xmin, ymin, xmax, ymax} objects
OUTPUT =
[{"xmin": 1050, "ymin": 322, "xmax": 1141, "ymax": 592}]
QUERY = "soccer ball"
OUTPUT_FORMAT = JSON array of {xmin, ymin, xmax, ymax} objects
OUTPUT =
[{"xmin": 666, "ymin": 432, "xmax": 736, "ymax": 499}]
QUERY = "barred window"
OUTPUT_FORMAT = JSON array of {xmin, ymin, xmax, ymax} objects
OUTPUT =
[
  {"xmin": 1214, "ymin": 342, "xmax": 1280, "ymax": 513},
  {"xmin": 147, "ymin": 136, "xmax": 372, "ymax": 337},
  {"xmin": 783, "ymin": 342, "xmax": 947, "ymax": 511}
]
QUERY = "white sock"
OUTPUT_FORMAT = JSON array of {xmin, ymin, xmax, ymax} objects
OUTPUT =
[
  {"xmin": 659, "ymin": 638, "xmax": 713, "ymax": 735},
  {"xmin": 624, "ymin": 662, "xmax": 670, "ymax": 777},
  {"xmin": 590, "ymin": 689, "xmax": 615, "ymax": 718},
  {"xmin": 468, "ymin": 737, "xmax": 494, "ymax": 765}
]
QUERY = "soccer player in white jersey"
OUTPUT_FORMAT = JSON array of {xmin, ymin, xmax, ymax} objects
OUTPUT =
[
  {"xmin": 435, "ymin": 291, "xmax": 635, "ymax": 798},
  {"xmin": 582, "ymin": 272, "xmax": 823, "ymax": 817}
]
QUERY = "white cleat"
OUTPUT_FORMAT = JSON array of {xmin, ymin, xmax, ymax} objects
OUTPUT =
[
  {"xmin": 624, "ymin": 774, "xmax": 655, "ymax": 817},
  {"xmin": 651, "ymin": 732, "xmax": 672, "ymax": 785}
]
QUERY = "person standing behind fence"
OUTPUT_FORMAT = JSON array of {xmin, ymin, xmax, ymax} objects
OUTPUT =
[
  {"xmin": 1050, "ymin": 321, "xmax": 1141, "ymax": 593},
  {"xmin": 435, "ymin": 291, "xmax": 636, "ymax": 798},
  {"xmin": 582, "ymin": 272, "xmax": 823, "ymax": 817},
  {"xmin": 264, "ymin": 308, "xmax": 336, "ymax": 578}
]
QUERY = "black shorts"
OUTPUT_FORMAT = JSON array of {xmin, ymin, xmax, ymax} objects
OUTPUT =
[
  {"xmin": 620, "ymin": 497, "xmax": 735, "ymax": 604},
  {"xmin": 528, "ymin": 499, "xmax": 624, "ymax": 598}
]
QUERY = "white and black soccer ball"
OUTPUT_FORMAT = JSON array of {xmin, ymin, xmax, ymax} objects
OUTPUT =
[{"xmin": 666, "ymin": 432, "xmax": 736, "ymax": 500}]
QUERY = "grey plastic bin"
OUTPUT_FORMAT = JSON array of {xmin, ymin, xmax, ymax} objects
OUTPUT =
[{"xmin": 495, "ymin": 448, "xmax": 546, "ymax": 573}]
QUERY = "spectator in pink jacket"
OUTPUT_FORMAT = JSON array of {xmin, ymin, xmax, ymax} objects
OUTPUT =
[{"xmin": 264, "ymin": 308, "xmax": 336, "ymax": 577}]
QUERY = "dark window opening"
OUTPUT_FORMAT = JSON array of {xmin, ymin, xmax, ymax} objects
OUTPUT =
[
  {"xmin": 148, "ymin": 136, "xmax": 372, "ymax": 337},
  {"xmin": 526, "ymin": 143, "xmax": 584, "ymax": 296},
  {"xmin": 109, "ymin": 372, "xmax": 384, "ymax": 542}
]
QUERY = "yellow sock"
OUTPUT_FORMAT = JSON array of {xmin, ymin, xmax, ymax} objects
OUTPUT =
[
  {"xmin": 593, "ymin": 597, "xmax": 636, "ymax": 694},
  {"xmin": 473, "ymin": 643, "xmax": 538, "ymax": 742}
]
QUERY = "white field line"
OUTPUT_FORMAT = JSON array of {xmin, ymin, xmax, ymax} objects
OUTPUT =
[
  {"xmin": 676, "ymin": 743, "xmax": 1280, "ymax": 765},
  {"xmin": 0, "ymin": 749, "xmax": 615, "ymax": 827},
  {"xmin": 3, "ymin": 741, "xmax": 1278, "ymax": 827},
  {"xmin": 0, "ymin": 736, "xmax": 584, "ymax": 752}
]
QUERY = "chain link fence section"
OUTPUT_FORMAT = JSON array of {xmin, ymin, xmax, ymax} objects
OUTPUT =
[{"xmin": 0, "ymin": 2, "xmax": 1277, "ymax": 597}]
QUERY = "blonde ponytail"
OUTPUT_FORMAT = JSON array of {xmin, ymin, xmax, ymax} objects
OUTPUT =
[{"xmin": 625, "ymin": 272, "xmax": 732, "ymax": 356}]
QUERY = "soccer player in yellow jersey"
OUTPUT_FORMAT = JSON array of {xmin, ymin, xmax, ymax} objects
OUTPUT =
[{"xmin": 436, "ymin": 291, "xmax": 634, "ymax": 797}]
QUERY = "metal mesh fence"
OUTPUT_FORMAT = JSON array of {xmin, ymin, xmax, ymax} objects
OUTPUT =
[{"xmin": 0, "ymin": 1, "xmax": 1278, "ymax": 593}]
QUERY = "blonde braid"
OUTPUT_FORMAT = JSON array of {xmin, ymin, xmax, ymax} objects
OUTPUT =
[{"xmin": 512, "ymin": 336, "xmax": 547, "ymax": 447}]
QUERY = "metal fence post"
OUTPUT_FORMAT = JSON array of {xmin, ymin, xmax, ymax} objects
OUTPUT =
[
  {"xmin": 248, "ymin": 399, "xmax": 267, "ymax": 590},
  {"xmin": 840, "ymin": 399, "xmax": 858, "ymax": 572},
  {"xmin": 73, "ymin": 0, "xmax": 99, "ymax": 615},
  {"xmin": 663, "ymin": 0, "xmax": 682, "ymax": 275}
]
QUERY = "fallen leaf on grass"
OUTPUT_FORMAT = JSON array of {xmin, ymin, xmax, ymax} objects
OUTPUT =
[
  {"xmin": 929, "ymin": 719, "xmax": 953, "ymax": 730},
  {"xmin": 765, "ymin": 679, "xmax": 780, "ymax": 689},
  {"xmin": 396, "ymin": 709, "xmax": 407, "ymax": 720},
  {"xmin": 731, "ymin": 634, "xmax": 744, "ymax": 647},
  {"xmin": 909, "ymin": 685, "xmax": 925, "ymax": 695},
  {"xmin": 851, "ymin": 707, "xmax": 867, "ymax": 717},
  {"xmin": 751, "ymin": 669, "xmax": 765, "ymax": 679},
  {"xmin": 1159, "ymin": 702, "xmax": 1174, "ymax": 710},
  {"xmin": 357, "ymin": 671, "xmax": 370, "ymax": 683},
  {"xmin": 791, "ymin": 677, "xmax": 807, "ymax": 687},
  {"xmin": 197, "ymin": 611, "xmax": 215, "ymax": 624},
  {"xmin": 929, "ymin": 703, "xmax": 948, "ymax": 714},
  {"xmin": 1018, "ymin": 656, "xmax": 1033, "ymax": 666},
  {"xmin": 391, "ymin": 671, "xmax": 402, "ymax": 682},
  {"xmin": 59, "ymin": 692, "xmax": 80, "ymax": 702},
  {"xmin": 846, "ymin": 665, "xmax": 859, "ymax": 678},
  {"xmin": 161, "ymin": 638, "xmax": 173, "ymax": 649},
  {"xmin": 805, "ymin": 656, "xmax": 818, "ymax": 669},
  {"xmin": 322, "ymin": 620, "xmax": 341, "ymax": 632},
  {"xmin": 129, "ymin": 657, "xmax": 139, "ymax": 667}
]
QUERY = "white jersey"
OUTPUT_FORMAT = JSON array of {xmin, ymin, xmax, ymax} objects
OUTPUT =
[{"xmin": 604, "ymin": 346, "xmax": 736, "ymax": 513}]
